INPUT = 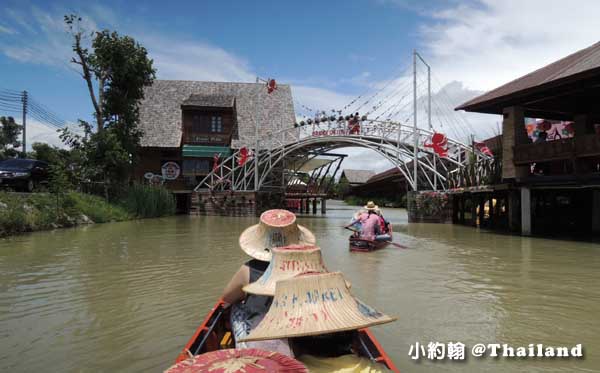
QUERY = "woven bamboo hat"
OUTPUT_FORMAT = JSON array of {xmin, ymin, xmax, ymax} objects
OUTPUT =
[
  {"xmin": 164, "ymin": 348, "xmax": 308, "ymax": 373},
  {"xmin": 364, "ymin": 201, "xmax": 378, "ymax": 210},
  {"xmin": 239, "ymin": 209, "xmax": 316, "ymax": 262},
  {"xmin": 239, "ymin": 272, "xmax": 395, "ymax": 342},
  {"xmin": 243, "ymin": 245, "xmax": 328, "ymax": 296}
]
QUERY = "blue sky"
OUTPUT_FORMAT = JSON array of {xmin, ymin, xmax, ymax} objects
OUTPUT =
[{"xmin": 1, "ymin": 0, "xmax": 599, "ymax": 169}]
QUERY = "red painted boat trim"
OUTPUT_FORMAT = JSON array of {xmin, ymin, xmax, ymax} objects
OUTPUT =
[
  {"xmin": 359, "ymin": 328, "xmax": 400, "ymax": 373},
  {"xmin": 175, "ymin": 299, "xmax": 399, "ymax": 372},
  {"xmin": 175, "ymin": 299, "xmax": 225, "ymax": 363}
]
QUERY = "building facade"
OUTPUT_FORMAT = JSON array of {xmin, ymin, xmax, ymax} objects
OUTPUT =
[{"xmin": 134, "ymin": 80, "xmax": 296, "ymax": 196}]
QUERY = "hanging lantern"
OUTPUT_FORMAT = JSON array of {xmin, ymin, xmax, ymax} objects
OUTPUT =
[
  {"xmin": 294, "ymin": 123, "xmax": 299, "ymax": 128},
  {"xmin": 361, "ymin": 115, "xmax": 367, "ymax": 121},
  {"xmin": 300, "ymin": 121, "xmax": 305, "ymax": 126},
  {"xmin": 345, "ymin": 115, "xmax": 350, "ymax": 120},
  {"xmin": 329, "ymin": 115, "xmax": 336, "ymax": 121},
  {"xmin": 307, "ymin": 119, "xmax": 313, "ymax": 124},
  {"xmin": 314, "ymin": 118, "xmax": 320, "ymax": 124}
]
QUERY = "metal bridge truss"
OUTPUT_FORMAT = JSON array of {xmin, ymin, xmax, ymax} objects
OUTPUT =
[{"xmin": 194, "ymin": 119, "xmax": 492, "ymax": 193}]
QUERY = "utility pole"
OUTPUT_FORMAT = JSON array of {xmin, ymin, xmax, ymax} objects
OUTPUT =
[
  {"xmin": 412, "ymin": 50, "xmax": 418, "ymax": 191},
  {"xmin": 21, "ymin": 91, "xmax": 28, "ymax": 158}
]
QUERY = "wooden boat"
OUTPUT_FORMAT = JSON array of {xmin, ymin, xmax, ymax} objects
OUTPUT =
[
  {"xmin": 175, "ymin": 299, "xmax": 399, "ymax": 372},
  {"xmin": 349, "ymin": 225, "xmax": 393, "ymax": 252}
]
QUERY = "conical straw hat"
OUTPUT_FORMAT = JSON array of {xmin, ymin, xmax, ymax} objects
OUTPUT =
[
  {"xmin": 239, "ymin": 272, "xmax": 395, "ymax": 342},
  {"xmin": 164, "ymin": 348, "xmax": 308, "ymax": 373},
  {"xmin": 243, "ymin": 245, "xmax": 328, "ymax": 296},
  {"xmin": 239, "ymin": 209, "xmax": 316, "ymax": 262}
]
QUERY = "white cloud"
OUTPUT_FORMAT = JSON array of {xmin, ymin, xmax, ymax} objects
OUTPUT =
[
  {"xmin": 145, "ymin": 38, "xmax": 255, "ymax": 82},
  {"xmin": 0, "ymin": 25, "xmax": 17, "ymax": 34},
  {"xmin": 23, "ymin": 120, "xmax": 81, "ymax": 150},
  {"xmin": 420, "ymin": 0, "xmax": 600, "ymax": 91},
  {"xmin": 292, "ymin": 86, "xmax": 354, "ymax": 118}
]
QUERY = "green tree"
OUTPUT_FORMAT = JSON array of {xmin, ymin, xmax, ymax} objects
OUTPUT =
[
  {"xmin": 0, "ymin": 116, "xmax": 22, "ymax": 159},
  {"xmin": 48, "ymin": 158, "xmax": 73, "ymax": 215},
  {"xmin": 63, "ymin": 14, "xmax": 156, "ymax": 194}
]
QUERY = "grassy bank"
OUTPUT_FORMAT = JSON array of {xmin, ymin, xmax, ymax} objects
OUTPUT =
[{"xmin": 0, "ymin": 185, "xmax": 176, "ymax": 237}]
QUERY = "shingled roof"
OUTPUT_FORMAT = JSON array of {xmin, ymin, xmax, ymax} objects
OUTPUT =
[
  {"xmin": 340, "ymin": 169, "xmax": 376, "ymax": 185},
  {"xmin": 456, "ymin": 41, "xmax": 600, "ymax": 115},
  {"xmin": 181, "ymin": 94, "xmax": 235, "ymax": 108},
  {"xmin": 138, "ymin": 80, "xmax": 296, "ymax": 148}
]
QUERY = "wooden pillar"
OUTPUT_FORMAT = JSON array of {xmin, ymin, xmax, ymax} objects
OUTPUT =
[
  {"xmin": 592, "ymin": 190, "xmax": 600, "ymax": 234},
  {"xmin": 312, "ymin": 198, "xmax": 317, "ymax": 214},
  {"xmin": 478, "ymin": 196, "xmax": 485, "ymax": 227},
  {"xmin": 502, "ymin": 106, "xmax": 529, "ymax": 180},
  {"xmin": 521, "ymin": 187, "xmax": 531, "ymax": 236},
  {"xmin": 470, "ymin": 197, "xmax": 477, "ymax": 227},
  {"xmin": 459, "ymin": 196, "xmax": 465, "ymax": 224},
  {"xmin": 508, "ymin": 190, "xmax": 521, "ymax": 232},
  {"xmin": 321, "ymin": 198, "xmax": 327, "ymax": 214},
  {"xmin": 488, "ymin": 195, "xmax": 495, "ymax": 229},
  {"xmin": 452, "ymin": 195, "xmax": 459, "ymax": 223}
]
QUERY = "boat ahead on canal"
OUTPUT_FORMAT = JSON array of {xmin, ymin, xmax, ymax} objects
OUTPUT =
[
  {"xmin": 349, "ymin": 225, "xmax": 393, "ymax": 252},
  {"xmin": 175, "ymin": 299, "xmax": 399, "ymax": 372}
]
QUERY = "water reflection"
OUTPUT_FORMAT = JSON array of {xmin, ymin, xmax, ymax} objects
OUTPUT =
[{"xmin": 0, "ymin": 202, "xmax": 599, "ymax": 372}]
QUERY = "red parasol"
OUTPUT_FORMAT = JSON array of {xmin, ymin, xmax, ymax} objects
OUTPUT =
[{"xmin": 165, "ymin": 349, "xmax": 308, "ymax": 373}]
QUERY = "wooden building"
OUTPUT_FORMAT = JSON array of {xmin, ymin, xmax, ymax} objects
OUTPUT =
[
  {"xmin": 456, "ymin": 41, "xmax": 600, "ymax": 237},
  {"xmin": 135, "ymin": 80, "xmax": 295, "ymax": 212},
  {"xmin": 339, "ymin": 169, "xmax": 375, "ymax": 188}
]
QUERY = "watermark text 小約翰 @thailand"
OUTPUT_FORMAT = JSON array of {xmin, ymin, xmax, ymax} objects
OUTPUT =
[{"xmin": 408, "ymin": 342, "xmax": 583, "ymax": 361}]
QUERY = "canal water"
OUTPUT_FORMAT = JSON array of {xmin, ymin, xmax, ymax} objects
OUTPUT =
[{"xmin": 1, "ymin": 200, "xmax": 599, "ymax": 372}]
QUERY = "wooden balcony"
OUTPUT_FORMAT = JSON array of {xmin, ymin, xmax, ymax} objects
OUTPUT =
[{"xmin": 514, "ymin": 134, "xmax": 600, "ymax": 165}]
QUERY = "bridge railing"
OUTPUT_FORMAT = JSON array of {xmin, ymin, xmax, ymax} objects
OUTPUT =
[{"xmin": 196, "ymin": 118, "xmax": 493, "ymax": 192}]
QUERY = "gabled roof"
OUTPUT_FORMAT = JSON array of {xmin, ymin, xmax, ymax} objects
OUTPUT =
[
  {"xmin": 456, "ymin": 41, "xmax": 600, "ymax": 115},
  {"xmin": 340, "ymin": 169, "xmax": 375, "ymax": 185},
  {"xmin": 181, "ymin": 94, "xmax": 235, "ymax": 108},
  {"xmin": 139, "ymin": 80, "xmax": 296, "ymax": 148}
]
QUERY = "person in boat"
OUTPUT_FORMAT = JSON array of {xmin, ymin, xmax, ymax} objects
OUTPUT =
[
  {"xmin": 221, "ymin": 209, "xmax": 316, "ymax": 355},
  {"xmin": 238, "ymin": 271, "xmax": 396, "ymax": 372},
  {"xmin": 374, "ymin": 207, "xmax": 391, "ymax": 242},
  {"xmin": 347, "ymin": 208, "xmax": 366, "ymax": 235},
  {"xmin": 358, "ymin": 201, "xmax": 381, "ymax": 241}
]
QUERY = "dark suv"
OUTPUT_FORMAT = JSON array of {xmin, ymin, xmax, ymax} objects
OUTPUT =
[{"xmin": 0, "ymin": 159, "xmax": 49, "ymax": 192}]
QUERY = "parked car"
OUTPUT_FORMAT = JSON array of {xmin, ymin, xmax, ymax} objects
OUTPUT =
[{"xmin": 0, "ymin": 159, "xmax": 49, "ymax": 192}]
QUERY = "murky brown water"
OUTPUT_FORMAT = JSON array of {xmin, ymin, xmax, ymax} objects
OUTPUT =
[{"xmin": 1, "ymin": 200, "xmax": 599, "ymax": 372}]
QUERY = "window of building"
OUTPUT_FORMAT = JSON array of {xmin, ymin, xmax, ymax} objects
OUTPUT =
[
  {"xmin": 192, "ymin": 114, "xmax": 210, "ymax": 133},
  {"xmin": 183, "ymin": 159, "xmax": 211, "ymax": 175},
  {"xmin": 211, "ymin": 116, "xmax": 223, "ymax": 133}
]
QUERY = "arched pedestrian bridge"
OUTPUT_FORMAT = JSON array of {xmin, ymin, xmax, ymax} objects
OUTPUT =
[{"xmin": 194, "ymin": 118, "xmax": 492, "ymax": 193}]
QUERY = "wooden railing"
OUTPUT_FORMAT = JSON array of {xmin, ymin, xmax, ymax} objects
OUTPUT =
[{"xmin": 513, "ymin": 134, "xmax": 600, "ymax": 165}]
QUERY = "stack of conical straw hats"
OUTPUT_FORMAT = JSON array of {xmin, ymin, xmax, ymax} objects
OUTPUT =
[
  {"xmin": 239, "ymin": 209, "xmax": 316, "ymax": 262},
  {"xmin": 243, "ymin": 244, "xmax": 328, "ymax": 296},
  {"xmin": 241, "ymin": 272, "xmax": 395, "ymax": 341}
]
